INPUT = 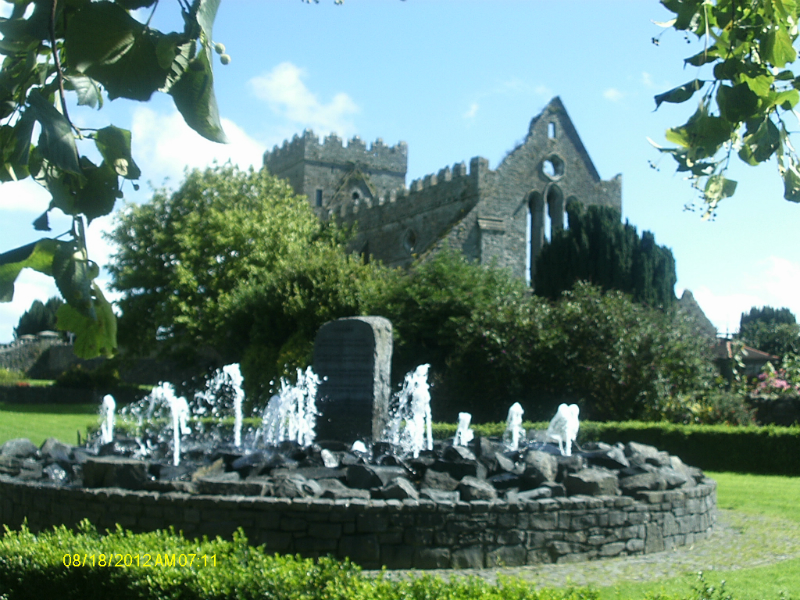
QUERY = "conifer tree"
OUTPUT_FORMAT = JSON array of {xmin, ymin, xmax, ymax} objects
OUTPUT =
[{"xmin": 534, "ymin": 201, "xmax": 676, "ymax": 307}]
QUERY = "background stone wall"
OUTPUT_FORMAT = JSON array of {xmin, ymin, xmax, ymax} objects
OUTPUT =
[{"xmin": 0, "ymin": 476, "xmax": 716, "ymax": 569}]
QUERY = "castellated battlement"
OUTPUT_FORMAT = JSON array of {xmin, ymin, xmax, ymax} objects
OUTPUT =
[
  {"xmin": 336, "ymin": 156, "xmax": 491, "ymax": 223},
  {"xmin": 263, "ymin": 129, "xmax": 408, "ymax": 176}
]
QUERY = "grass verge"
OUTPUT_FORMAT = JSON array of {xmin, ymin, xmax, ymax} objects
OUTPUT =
[{"xmin": 0, "ymin": 402, "xmax": 98, "ymax": 446}]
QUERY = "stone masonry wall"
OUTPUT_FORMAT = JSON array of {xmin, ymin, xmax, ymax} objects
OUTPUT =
[{"xmin": 0, "ymin": 476, "xmax": 716, "ymax": 569}]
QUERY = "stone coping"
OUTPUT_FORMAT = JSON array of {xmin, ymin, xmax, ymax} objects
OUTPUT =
[{"xmin": 0, "ymin": 475, "xmax": 716, "ymax": 570}]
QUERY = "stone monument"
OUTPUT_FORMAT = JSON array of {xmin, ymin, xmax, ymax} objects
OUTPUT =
[{"xmin": 313, "ymin": 316, "xmax": 392, "ymax": 444}]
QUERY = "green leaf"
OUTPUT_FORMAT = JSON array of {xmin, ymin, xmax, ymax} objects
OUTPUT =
[
  {"xmin": 684, "ymin": 47, "xmax": 720, "ymax": 67},
  {"xmin": 775, "ymin": 89, "xmax": 800, "ymax": 109},
  {"xmin": 762, "ymin": 26, "xmax": 797, "ymax": 68},
  {"xmin": 738, "ymin": 118, "xmax": 781, "ymax": 165},
  {"xmin": 665, "ymin": 106, "xmax": 732, "ymax": 155},
  {"xmin": 654, "ymin": 79, "xmax": 704, "ymax": 109},
  {"xmin": 0, "ymin": 238, "xmax": 59, "ymax": 302},
  {"xmin": 27, "ymin": 89, "xmax": 80, "ymax": 175},
  {"xmin": 64, "ymin": 2, "xmax": 168, "ymax": 101},
  {"xmin": 783, "ymin": 161, "xmax": 800, "ymax": 202},
  {"xmin": 169, "ymin": 48, "xmax": 228, "ymax": 143},
  {"xmin": 65, "ymin": 75, "xmax": 103, "ymax": 109},
  {"xmin": 661, "ymin": 0, "xmax": 703, "ymax": 31},
  {"xmin": 52, "ymin": 241, "xmax": 95, "ymax": 319},
  {"xmin": 56, "ymin": 284, "xmax": 117, "ymax": 358},
  {"xmin": 716, "ymin": 83, "xmax": 759, "ymax": 123},
  {"xmin": 32, "ymin": 211, "xmax": 50, "ymax": 232},
  {"xmin": 75, "ymin": 157, "xmax": 121, "ymax": 222},
  {"xmin": 94, "ymin": 126, "xmax": 141, "ymax": 180},
  {"xmin": 741, "ymin": 73, "xmax": 772, "ymax": 97},
  {"xmin": 193, "ymin": 0, "xmax": 222, "ymax": 46},
  {"xmin": 704, "ymin": 175, "xmax": 737, "ymax": 206}
]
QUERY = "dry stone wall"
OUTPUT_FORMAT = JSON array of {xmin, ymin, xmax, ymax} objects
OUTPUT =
[{"xmin": 0, "ymin": 476, "xmax": 715, "ymax": 569}]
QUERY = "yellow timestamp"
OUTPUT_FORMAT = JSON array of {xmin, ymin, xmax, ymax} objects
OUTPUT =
[{"xmin": 62, "ymin": 553, "xmax": 216, "ymax": 568}]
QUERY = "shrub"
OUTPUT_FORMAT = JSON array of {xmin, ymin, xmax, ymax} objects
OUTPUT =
[
  {"xmin": 54, "ymin": 363, "xmax": 121, "ymax": 391},
  {"xmin": 0, "ymin": 521, "xmax": 600, "ymax": 600},
  {"xmin": 0, "ymin": 368, "xmax": 23, "ymax": 385},
  {"xmin": 538, "ymin": 282, "xmax": 717, "ymax": 422}
]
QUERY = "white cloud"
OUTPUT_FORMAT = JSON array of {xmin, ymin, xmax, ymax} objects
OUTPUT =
[
  {"xmin": 687, "ymin": 256, "xmax": 800, "ymax": 336},
  {"xmin": 534, "ymin": 85, "xmax": 553, "ymax": 97},
  {"xmin": 463, "ymin": 102, "xmax": 479, "ymax": 120},
  {"xmin": 248, "ymin": 62, "xmax": 360, "ymax": 138},
  {"xmin": 131, "ymin": 108, "xmax": 266, "ymax": 189},
  {"xmin": 688, "ymin": 286, "xmax": 765, "ymax": 337},
  {"xmin": 603, "ymin": 88, "xmax": 625, "ymax": 102},
  {"xmin": 0, "ymin": 179, "xmax": 51, "ymax": 213}
]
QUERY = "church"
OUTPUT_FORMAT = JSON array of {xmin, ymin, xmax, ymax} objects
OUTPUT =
[{"xmin": 263, "ymin": 97, "xmax": 622, "ymax": 283}]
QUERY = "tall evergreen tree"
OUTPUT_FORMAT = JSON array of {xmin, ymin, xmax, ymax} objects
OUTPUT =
[
  {"xmin": 534, "ymin": 201, "xmax": 677, "ymax": 306},
  {"xmin": 14, "ymin": 297, "xmax": 64, "ymax": 339}
]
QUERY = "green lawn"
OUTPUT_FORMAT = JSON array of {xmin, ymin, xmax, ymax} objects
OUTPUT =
[
  {"xmin": 0, "ymin": 402, "xmax": 99, "ymax": 446},
  {"xmin": 594, "ymin": 471, "xmax": 800, "ymax": 600}
]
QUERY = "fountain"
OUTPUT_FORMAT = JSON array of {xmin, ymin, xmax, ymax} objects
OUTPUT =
[
  {"xmin": 99, "ymin": 395, "xmax": 115, "ymax": 444},
  {"xmin": 546, "ymin": 403, "xmax": 580, "ymax": 457},
  {"xmin": 259, "ymin": 367, "xmax": 319, "ymax": 447},
  {"xmin": 383, "ymin": 364, "xmax": 432, "ymax": 458},
  {"xmin": 502, "ymin": 402, "xmax": 525, "ymax": 451},
  {"xmin": 0, "ymin": 319, "xmax": 717, "ymax": 571},
  {"xmin": 453, "ymin": 412, "xmax": 474, "ymax": 447}
]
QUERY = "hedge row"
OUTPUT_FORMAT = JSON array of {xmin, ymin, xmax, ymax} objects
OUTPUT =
[
  {"xmin": 431, "ymin": 421, "xmax": 800, "ymax": 475},
  {"xmin": 0, "ymin": 521, "xmax": 598, "ymax": 600}
]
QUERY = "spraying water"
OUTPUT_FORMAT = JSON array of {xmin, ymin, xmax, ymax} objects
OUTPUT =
[
  {"xmin": 223, "ymin": 364, "xmax": 245, "ymax": 448},
  {"xmin": 193, "ymin": 363, "xmax": 246, "ymax": 447},
  {"xmin": 145, "ymin": 383, "xmax": 191, "ymax": 466},
  {"xmin": 453, "ymin": 412, "xmax": 474, "ymax": 447},
  {"xmin": 384, "ymin": 364, "xmax": 432, "ymax": 458},
  {"xmin": 100, "ymin": 395, "xmax": 116, "ymax": 444},
  {"xmin": 503, "ymin": 402, "xmax": 525, "ymax": 451},
  {"xmin": 259, "ymin": 367, "xmax": 320, "ymax": 447}
]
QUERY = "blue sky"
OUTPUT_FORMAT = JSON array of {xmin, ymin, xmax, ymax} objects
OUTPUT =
[{"xmin": 2, "ymin": 0, "xmax": 799, "ymax": 343}]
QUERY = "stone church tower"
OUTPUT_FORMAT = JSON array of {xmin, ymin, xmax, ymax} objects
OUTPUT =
[{"xmin": 264, "ymin": 97, "xmax": 621, "ymax": 283}]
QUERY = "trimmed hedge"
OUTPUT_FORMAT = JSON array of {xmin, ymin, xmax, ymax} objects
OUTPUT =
[
  {"xmin": 0, "ymin": 521, "xmax": 598, "ymax": 600},
  {"xmin": 431, "ymin": 421, "xmax": 800, "ymax": 475}
]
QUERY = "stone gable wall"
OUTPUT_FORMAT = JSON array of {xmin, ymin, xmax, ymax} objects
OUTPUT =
[{"xmin": 0, "ymin": 476, "xmax": 716, "ymax": 570}]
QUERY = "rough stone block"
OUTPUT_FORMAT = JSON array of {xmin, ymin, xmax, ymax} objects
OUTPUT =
[
  {"xmin": 452, "ymin": 545, "xmax": 484, "ymax": 569},
  {"xmin": 314, "ymin": 317, "xmax": 392, "ymax": 444},
  {"xmin": 600, "ymin": 542, "xmax": 626, "ymax": 557},
  {"xmin": 644, "ymin": 522, "xmax": 665, "ymax": 554},
  {"xmin": 339, "ymin": 534, "xmax": 380, "ymax": 564},
  {"xmin": 414, "ymin": 547, "xmax": 450, "ymax": 569},
  {"xmin": 356, "ymin": 514, "xmax": 389, "ymax": 533},
  {"xmin": 564, "ymin": 469, "xmax": 618, "ymax": 497},
  {"xmin": 486, "ymin": 544, "xmax": 527, "ymax": 567},
  {"xmin": 308, "ymin": 523, "xmax": 342, "ymax": 539},
  {"xmin": 382, "ymin": 545, "xmax": 414, "ymax": 569}
]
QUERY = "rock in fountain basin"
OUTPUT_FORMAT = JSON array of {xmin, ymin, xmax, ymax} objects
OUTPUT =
[{"xmin": 1, "ymin": 434, "xmax": 706, "ymax": 501}]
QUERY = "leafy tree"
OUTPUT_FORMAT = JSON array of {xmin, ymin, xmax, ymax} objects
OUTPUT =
[
  {"xmin": 737, "ymin": 305, "xmax": 800, "ymax": 358},
  {"xmin": 541, "ymin": 282, "xmax": 717, "ymax": 422},
  {"xmin": 534, "ymin": 201, "xmax": 677, "ymax": 307},
  {"xmin": 107, "ymin": 164, "xmax": 321, "ymax": 360},
  {"xmin": 361, "ymin": 250, "xmax": 544, "ymax": 422},
  {"xmin": 0, "ymin": 0, "xmax": 228, "ymax": 358},
  {"xmin": 653, "ymin": 0, "xmax": 800, "ymax": 215},
  {"xmin": 222, "ymin": 234, "xmax": 387, "ymax": 399},
  {"xmin": 14, "ymin": 296, "xmax": 63, "ymax": 338}
]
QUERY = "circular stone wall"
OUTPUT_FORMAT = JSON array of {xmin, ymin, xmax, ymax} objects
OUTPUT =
[{"xmin": 0, "ymin": 475, "xmax": 716, "ymax": 569}]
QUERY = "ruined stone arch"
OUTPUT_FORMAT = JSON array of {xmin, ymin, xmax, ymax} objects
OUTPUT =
[{"xmin": 527, "ymin": 184, "xmax": 565, "ymax": 283}]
